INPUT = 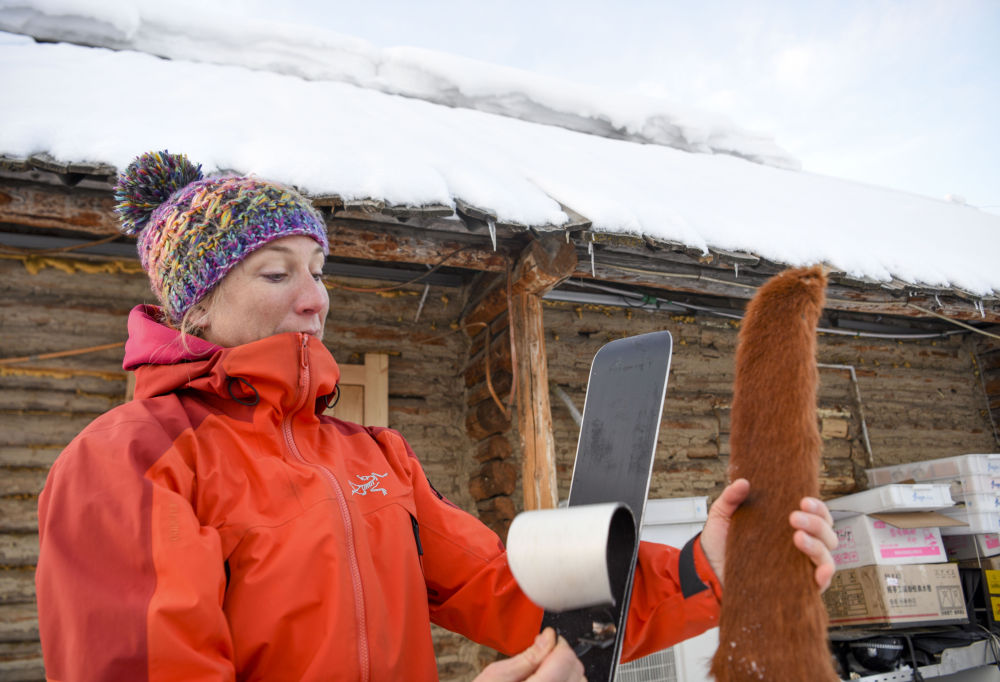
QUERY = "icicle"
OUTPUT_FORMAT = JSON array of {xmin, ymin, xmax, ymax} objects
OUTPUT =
[
  {"xmin": 934, "ymin": 294, "xmax": 943, "ymax": 309},
  {"xmin": 734, "ymin": 263, "xmax": 739, "ymax": 278},
  {"xmin": 588, "ymin": 238, "xmax": 595, "ymax": 277},
  {"xmin": 487, "ymin": 216, "xmax": 497, "ymax": 251}
]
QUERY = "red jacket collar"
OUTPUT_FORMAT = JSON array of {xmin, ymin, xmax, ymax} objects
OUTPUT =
[{"xmin": 124, "ymin": 305, "xmax": 340, "ymax": 412}]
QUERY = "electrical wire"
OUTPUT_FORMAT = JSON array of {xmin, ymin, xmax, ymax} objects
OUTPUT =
[
  {"xmin": 906, "ymin": 303, "xmax": 1000, "ymax": 340},
  {"xmin": 596, "ymin": 261, "xmax": 999, "ymax": 338},
  {"xmin": 0, "ymin": 341, "xmax": 125, "ymax": 366},
  {"xmin": 557, "ymin": 278, "xmax": 978, "ymax": 341},
  {"xmin": 0, "ymin": 233, "xmax": 122, "ymax": 256}
]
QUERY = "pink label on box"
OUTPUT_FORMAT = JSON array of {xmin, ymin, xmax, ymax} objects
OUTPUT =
[
  {"xmin": 880, "ymin": 546, "xmax": 943, "ymax": 558},
  {"xmin": 986, "ymin": 534, "xmax": 1000, "ymax": 550}
]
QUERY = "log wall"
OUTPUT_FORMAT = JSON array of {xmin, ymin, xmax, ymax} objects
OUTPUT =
[
  {"xmin": 542, "ymin": 300, "xmax": 998, "ymax": 506},
  {"xmin": 2, "ymin": 253, "xmax": 997, "ymax": 681}
]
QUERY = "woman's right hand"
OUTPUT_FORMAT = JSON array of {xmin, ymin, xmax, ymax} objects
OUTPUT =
[{"xmin": 475, "ymin": 628, "xmax": 586, "ymax": 682}]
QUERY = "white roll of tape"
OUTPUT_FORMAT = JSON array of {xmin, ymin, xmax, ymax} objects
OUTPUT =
[{"xmin": 506, "ymin": 502, "xmax": 633, "ymax": 613}]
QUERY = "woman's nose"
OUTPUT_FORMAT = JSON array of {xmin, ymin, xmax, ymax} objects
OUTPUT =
[{"xmin": 295, "ymin": 272, "xmax": 329, "ymax": 315}]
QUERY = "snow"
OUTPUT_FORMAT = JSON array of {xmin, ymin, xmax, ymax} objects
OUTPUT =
[
  {"xmin": 0, "ymin": 6, "xmax": 999, "ymax": 298},
  {"xmin": 0, "ymin": 0, "xmax": 798, "ymax": 169}
]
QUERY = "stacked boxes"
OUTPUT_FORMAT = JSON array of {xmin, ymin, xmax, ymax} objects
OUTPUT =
[
  {"xmin": 827, "ymin": 484, "xmax": 958, "ymax": 570},
  {"xmin": 867, "ymin": 454, "xmax": 1000, "ymax": 556},
  {"xmin": 823, "ymin": 563, "xmax": 967, "ymax": 629},
  {"xmin": 822, "ymin": 483, "xmax": 969, "ymax": 628}
]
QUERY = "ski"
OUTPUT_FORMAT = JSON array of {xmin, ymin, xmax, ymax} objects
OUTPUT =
[{"xmin": 541, "ymin": 330, "xmax": 673, "ymax": 681}]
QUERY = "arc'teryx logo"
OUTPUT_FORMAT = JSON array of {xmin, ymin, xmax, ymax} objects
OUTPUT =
[{"xmin": 350, "ymin": 472, "xmax": 389, "ymax": 496}]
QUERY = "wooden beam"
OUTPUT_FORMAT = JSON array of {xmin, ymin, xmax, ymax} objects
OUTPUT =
[
  {"xmin": 0, "ymin": 179, "xmax": 509, "ymax": 273},
  {"xmin": 574, "ymin": 263, "xmax": 1000, "ymax": 324},
  {"xmin": 509, "ymin": 236, "xmax": 578, "ymax": 510},
  {"xmin": 0, "ymin": 181, "xmax": 118, "ymax": 235},
  {"xmin": 326, "ymin": 220, "xmax": 509, "ymax": 272}
]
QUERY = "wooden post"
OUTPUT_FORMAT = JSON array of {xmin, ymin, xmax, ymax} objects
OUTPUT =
[{"xmin": 509, "ymin": 236, "xmax": 578, "ymax": 510}]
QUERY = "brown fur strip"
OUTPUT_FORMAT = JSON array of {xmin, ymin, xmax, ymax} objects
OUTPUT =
[{"xmin": 710, "ymin": 266, "xmax": 838, "ymax": 682}]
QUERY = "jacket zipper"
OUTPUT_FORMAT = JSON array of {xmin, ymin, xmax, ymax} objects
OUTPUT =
[{"xmin": 282, "ymin": 335, "xmax": 370, "ymax": 682}]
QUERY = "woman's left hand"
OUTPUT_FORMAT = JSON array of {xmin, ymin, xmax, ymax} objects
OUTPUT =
[{"xmin": 700, "ymin": 478, "xmax": 838, "ymax": 591}]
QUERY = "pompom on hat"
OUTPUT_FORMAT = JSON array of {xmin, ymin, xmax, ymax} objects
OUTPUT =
[{"xmin": 115, "ymin": 150, "xmax": 329, "ymax": 323}]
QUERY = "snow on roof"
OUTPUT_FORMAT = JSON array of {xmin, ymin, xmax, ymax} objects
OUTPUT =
[
  {"xmin": 0, "ymin": 1, "xmax": 798, "ymax": 170},
  {"xmin": 1, "ymin": 13, "xmax": 998, "ymax": 299}
]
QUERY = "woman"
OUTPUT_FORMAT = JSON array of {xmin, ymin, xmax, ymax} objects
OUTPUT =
[{"xmin": 35, "ymin": 151, "xmax": 836, "ymax": 681}]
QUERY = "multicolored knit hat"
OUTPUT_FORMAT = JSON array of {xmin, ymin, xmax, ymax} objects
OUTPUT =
[{"xmin": 114, "ymin": 150, "xmax": 329, "ymax": 323}]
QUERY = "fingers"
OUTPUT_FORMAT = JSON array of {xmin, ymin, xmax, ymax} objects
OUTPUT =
[
  {"xmin": 533, "ymin": 633, "xmax": 587, "ymax": 682},
  {"xmin": 474, "ymin": 629, "xmax": 557, "ymax": 682},
  {"xmin": 790, "ymin": 497, "xmax": 838, "ymax": 592},
  {"xmin": 700, "ymin": 478, "xmax": 751, "ymax": 585},
  {"xmin": 711, "ymin": 478, "xmax": 751, "ymax": 519},
  {"xmin": 473, "ymin": 629, "xmax": 586, "ymax": 682}
]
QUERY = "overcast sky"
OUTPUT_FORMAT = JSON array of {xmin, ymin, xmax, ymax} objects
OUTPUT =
[{"xmin": 241, "ymin": 0, "xmax": 999, "ymax": 215}]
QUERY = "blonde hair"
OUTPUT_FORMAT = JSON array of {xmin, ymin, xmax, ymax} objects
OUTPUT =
[{"xmin": 175, "ymin": 286, "xmax": 222, "ymax": 353}]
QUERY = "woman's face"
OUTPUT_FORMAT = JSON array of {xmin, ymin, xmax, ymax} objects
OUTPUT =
[{"xmin": 197, "ymin": 235, "xmax": 329, "ymax": 348}]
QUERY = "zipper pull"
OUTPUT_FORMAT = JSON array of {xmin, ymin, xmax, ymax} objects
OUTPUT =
[{"xmin": 299, "ymin": 335, "xmax": 309, "ymax": 387}]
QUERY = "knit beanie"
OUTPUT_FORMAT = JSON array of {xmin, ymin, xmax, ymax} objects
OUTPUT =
[{"xmin": 114, "ymin": 150, "xmax": 330, "ymax": 323}]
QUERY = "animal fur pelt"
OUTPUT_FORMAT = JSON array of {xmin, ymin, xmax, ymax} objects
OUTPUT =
[{"xmin": 710, "ymin": 266, "xmax": 838, "ymax": 682}]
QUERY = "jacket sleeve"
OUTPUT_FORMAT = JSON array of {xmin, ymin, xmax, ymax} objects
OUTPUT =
[
  {"xmin": 394, "ymin": 432, "xmax": 722, "ymax": 659},
  {"xmin": 35, "ymin": 411, "xmax": 236, "ymax": 682}
]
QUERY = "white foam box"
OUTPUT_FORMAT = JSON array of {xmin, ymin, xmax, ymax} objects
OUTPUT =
[
  {"xmin": 823, "ymin": 563, "xmax": 968, "ymax": 629},
  {"xmin": 832, "ymin": 512, "xmax": 956, "ymax": 569},
  {"xmin": 639, "ymin": 497, "xmax": 708, "ymax": 548},
  {"xmin": 942, "ymin": 532, "xmax": 1000, "ymax": 560},
  {"xmin": 939, "ymin": 507, "xmax": 1000, "ymax": 534},
  {"xmin": 867, "ymin": 454, "xmax": 1000, "ymax": 487},
  {"xmin": 827, "ymin": 484, "xmax": 955, "ymax": 515}
]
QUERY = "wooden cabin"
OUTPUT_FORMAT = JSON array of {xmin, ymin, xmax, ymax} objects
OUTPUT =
[
  {"xmin": 1, "ymin": 160, "xmax": 998, "ymax": 679},
  {"xmin": 1, "ymin": 11, "xmax": 999, "ymax": 680}
]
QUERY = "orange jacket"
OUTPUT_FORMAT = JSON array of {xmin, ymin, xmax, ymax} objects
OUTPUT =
[{"xmin": 36, "ymin": 306, "xmax": 722, "ymax": 681}]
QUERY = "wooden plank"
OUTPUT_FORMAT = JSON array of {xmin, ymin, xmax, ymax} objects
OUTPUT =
[
  {"xmin": 364, "ymin": 354, "xmax": 389, "ymax": 428},
  {"xmin": 339, "ymin": 365, "xmax": 365, "ymax": 386},
  {"xmin": 327, "ymin": 384, "xmax": 364, "ymax": 425}
]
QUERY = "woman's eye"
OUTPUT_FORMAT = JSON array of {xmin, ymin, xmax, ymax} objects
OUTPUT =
[
  {"xmin": 263, "ymin": 273, "xmax": 287, "ymax": 282},
  {"xmin": 312, "ymin": 272, "xmax": 324, "ymax": 281}
]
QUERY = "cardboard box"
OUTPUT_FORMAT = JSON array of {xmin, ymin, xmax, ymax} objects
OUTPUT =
[
  {"xmin": 942, "ymin": 532, "xmax": 1000, "ymax": 560},
  {"xmin": 832, "ymin": 512, "xmax": 957, "ymax": 569},
  {"xmin": 824, "ymin": 563, "xmax": 967, "ymax": 629}
]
